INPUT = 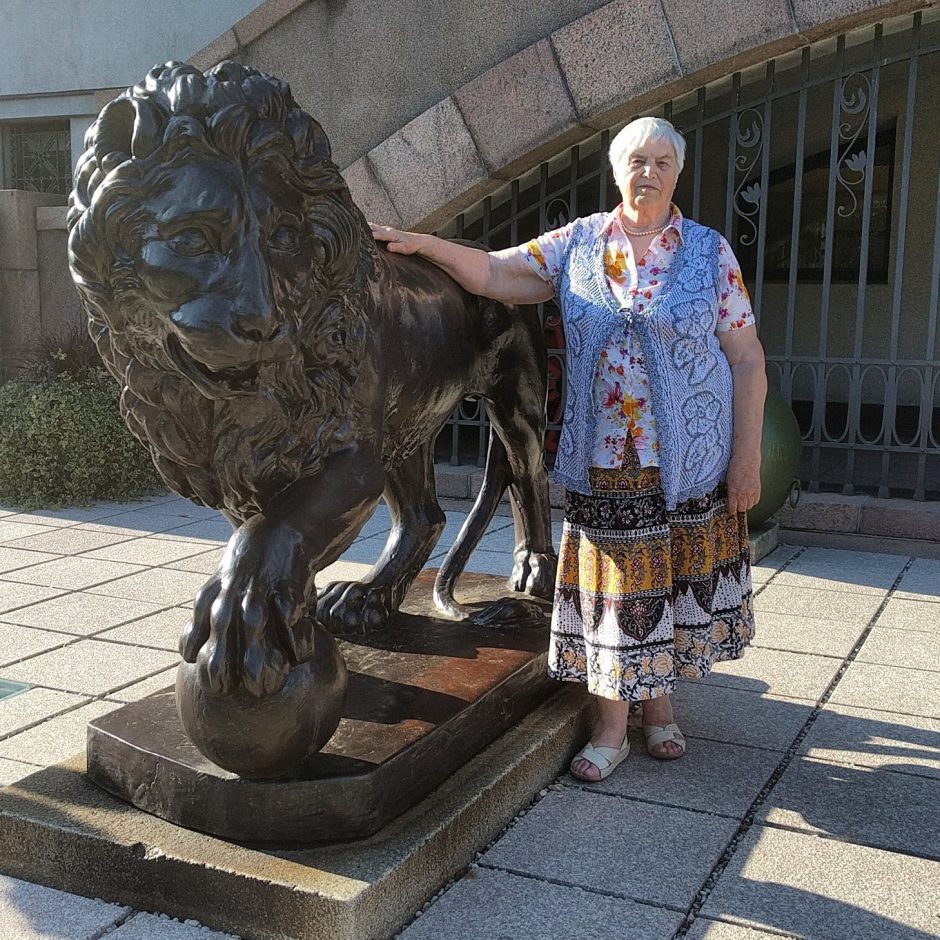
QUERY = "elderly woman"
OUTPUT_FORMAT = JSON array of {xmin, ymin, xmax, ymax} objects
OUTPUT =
[{"xmin": 372, "ymin": 117, "xmax": 765, "ymax": 781}]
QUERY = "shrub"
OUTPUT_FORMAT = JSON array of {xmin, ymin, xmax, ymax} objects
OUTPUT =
[{"xmin": 0, "ymin": 329, "xmax": 162, "ymax": 509}]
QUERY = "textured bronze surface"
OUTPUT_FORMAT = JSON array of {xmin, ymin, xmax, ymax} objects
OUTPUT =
[
  {"xmin": 87, "ymin": 571, "xmax": 553, "ymax": 845},
  {"xmin": 67, "ymin": 60, "xmax": 557, "ymax": 779}
]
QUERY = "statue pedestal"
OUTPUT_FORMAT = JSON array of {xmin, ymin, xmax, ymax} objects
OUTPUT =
[
  {"xmin": 0, "ymin": 643, "xmax": 588, "ymax": 939},
  {"xmin": 86, "ymin": 569, "xmax": 556, "ymax": 844}
]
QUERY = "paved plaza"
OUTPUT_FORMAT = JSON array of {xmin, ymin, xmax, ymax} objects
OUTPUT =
[{"xmin": 0, "ymin": 491, "xmax": 937, "ymax": 939}]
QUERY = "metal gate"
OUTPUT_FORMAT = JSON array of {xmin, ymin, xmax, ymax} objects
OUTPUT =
[{"xmin": 437, "ymin": 8, "xmax": 940, "ymax": 500}]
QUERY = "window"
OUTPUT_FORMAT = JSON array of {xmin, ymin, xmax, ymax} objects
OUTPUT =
[{"xmin": 3, "ymin": 120, "xmax": 72, "ymax": 195}]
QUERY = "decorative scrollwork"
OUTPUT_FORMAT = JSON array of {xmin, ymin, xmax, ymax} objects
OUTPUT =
[
  {"xmin": 545, "ymin": 197, "xmax": 571, "ymax": 231},
  {"xmin": 835, "ymin": 72, "xmax": 872, "ymax": 219},
  {"xmin": 731, "ymin": 108, "xmax": 764, "ymax": 247}
]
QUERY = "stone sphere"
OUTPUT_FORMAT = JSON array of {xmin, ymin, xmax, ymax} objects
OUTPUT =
[
  {"xmin": 747, "ymin": 384, "xmax": 803, "ymax": 528},
  {"xmin": 176, "ymin": 618, "xmax": 347, "ymax": 779}
]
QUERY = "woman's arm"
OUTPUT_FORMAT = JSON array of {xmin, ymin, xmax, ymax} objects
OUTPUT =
[
  {"xmin": 717, "ymin": 325, "xmax": 767, "ymax": 515},
  {"xmin": 370, "ymin": 224, "xmax": 555, "ymax": 306}
]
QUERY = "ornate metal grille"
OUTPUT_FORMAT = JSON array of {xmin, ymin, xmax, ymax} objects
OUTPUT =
[
  {"xmin": 4, "ymin": 121, "xmax": 72, "ymax": 195},
  {"xmin": 437, "ymin": 9, "xmax": 940, "ymax": 500}
]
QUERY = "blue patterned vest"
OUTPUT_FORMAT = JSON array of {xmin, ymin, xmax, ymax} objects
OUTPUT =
[{"xmin": 551, "ymin": 212, "xmax": 733, "ymax": 510}]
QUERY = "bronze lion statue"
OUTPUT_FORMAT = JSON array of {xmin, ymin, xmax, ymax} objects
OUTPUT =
[{"xmin": 68, "ymin": 62, "xmax": 556, "ymax": 721}]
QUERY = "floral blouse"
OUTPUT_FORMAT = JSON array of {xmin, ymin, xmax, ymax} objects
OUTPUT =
[{"xmin": 518, "ymin": 204, "xmax": 754, "ymax": 469}]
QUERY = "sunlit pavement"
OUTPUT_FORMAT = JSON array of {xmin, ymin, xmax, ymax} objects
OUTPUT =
[{"xmin": 0, "ymin": 493, "xmax": 937, "ymax": 938}]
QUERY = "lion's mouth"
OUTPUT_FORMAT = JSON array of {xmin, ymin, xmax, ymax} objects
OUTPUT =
[{"xmin": 166, "ymin": 335, "xmax": 260, "ymax": 399}]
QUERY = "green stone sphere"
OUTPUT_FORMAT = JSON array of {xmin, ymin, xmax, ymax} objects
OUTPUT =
[{"xmin": 747, "ymin": 384, "xmax": 803, "ymax": 528}]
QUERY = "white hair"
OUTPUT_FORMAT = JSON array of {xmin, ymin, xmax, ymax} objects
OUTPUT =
[{"xmin": 608, "ymin": 117, "xmax": 686, "ymax": 187}]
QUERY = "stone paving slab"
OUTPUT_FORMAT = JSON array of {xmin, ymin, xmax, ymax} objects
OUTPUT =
[
  {"xmin": 0, "ymin": 520, "xmax": 63, "ymax": 544},
  {"xmin": 481, "ymin": 787, "xmax": 738, "ymax": 910},
  {"xmin": 770, "ymin": 571, "xmax": 890, "ymax": 596},
  {"xmin": 399, "ymin": 866, "xmax": 684, "ymax": 940},
  {"xmin": 798, "ymin": 703, "xmax": 940, "ymax": 780},
  {"xmin": 85, "ymin": 512, "xmax": 219, "ymax": 539},
  {"xmin": 1, "ymin": 557, "xmax": 145, "ymax": 591},
  {"xmin": 685, "ymin": 919, "xmax": 786, "ymax": 939},
  {"xmin": 85, "ymin": 568, "xmax": 210, "ymax": 606},
  {"xmin": 829, "ymin": 661, "xmax": 940, "ymax": 719},
  {"xmin": 701, "ymin": 825, "xmax": 940, "ymax": 939},
  {"xmin": 0, "ymin": 593, "xmax": 164, "ymax": 636},
  {"xmin": 0, "ymin": 688, "xmax": 89, "ymax": 739},
  {"xmin": 760, "ymin": 755, "xmax": 940, "ymax": 858},
  {"xmin": 0, "ymin": 548, "xmax": 58, "ymax": 575},
  {"xmin": 753, "ymin": 584, "xmax": 883, "ymax": 623},
  {"xmin": 3, "ymin": 527, "xmax": 130, "ymax": 556},
  {"xmin": 83, "ymin": 538, "xmax": 214, "ymax": 567},
  {"xmin": 443, "ymin": 549, "xmax": 513, "ymax": 578},
  {"xmin": 875, "ymin": 597, "xmax": 939, "ymax": 633},
  {"xmin": 0, "ymin": 640, "xmax": 178, "ymax": 697},
  {"xmin": 97, "ymin": 608, "xmax": 190, "ymax": 652},
  {"xmin": 565, "ymin": 735, "xmax": 780, "ymax": 819},
  {"xmin": 0, "ymin": 757, "xmax": 38, "ymax": 787},
  {"xmin": 330, "ymin": 534, "xmax": 388, "ymax": 565},
  {"xmin": 672, "ymin": 684, "xmax": 810, "ymax": 751},
  {"xmin": 0, "ymin": 699, "xmax": 116, "ymax": 765},
  {"xmin": 165, "ymin": 549, "xmax": 224, "ymax": 575},
  {"xmin": 782, "ymin": 547, "xmax": 908, "ymax": 579},
  {"xmin": 701, "ymin": 647, "xmax": 840, "ymax": 702},
  {"xmin": 0, "ymin": 583, "xmax": 66, "ymax": 615},
  {"xmin": 106, "ymin": 666, "xmax": 177, "ymax": 704},
  {"xmin": 314, "ymin": 560, "xmax": 374, "ymax": 589},
  {"xmin": 0, "ymin": 873, "xmax": 129, "ymax": 940},
  {"xmin": 108, "ymin": 912, "xmax": 238, "ymax": 939},
  {"xmin": 856, "ymin": 627, "xmax": 939, "ymax": 671},
  {"xmin": 0, "ymin": 623, "xmax": 72, "ymax": 666},
  {"xmin": 750, "ymin": 610, "xmax": 865, "ymax": 658},
  {"xmin": 894, "ymin": 558, "xmax": 940, "ymax": 602}
]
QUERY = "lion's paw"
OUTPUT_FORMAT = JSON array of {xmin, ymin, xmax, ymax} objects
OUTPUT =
[
  {"xmin": 316, "ymin": 580, "xmax": 394, "ymax": 635},
  {"xmin": 510, "ymin": 550, "xmax": 557, "ymax": 600}
]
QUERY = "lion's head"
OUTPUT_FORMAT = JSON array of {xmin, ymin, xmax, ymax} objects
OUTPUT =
[{"xmin": 68, "ymin": 62, "xmax": 377, "ymax": 516}]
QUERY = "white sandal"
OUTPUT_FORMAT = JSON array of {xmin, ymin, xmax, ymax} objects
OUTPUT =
[
  {"xmin": 643, "ymin": 723, "xmax": 686, "ymax": 760},
  {"xmin": 569, "ymin": 733, "xmax": 631, "ymax": 781}
]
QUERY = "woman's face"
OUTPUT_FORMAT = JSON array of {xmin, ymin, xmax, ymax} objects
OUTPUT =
[{"xmin": 619, "ymin": 139, "xmax": 680, "ymax": 215}]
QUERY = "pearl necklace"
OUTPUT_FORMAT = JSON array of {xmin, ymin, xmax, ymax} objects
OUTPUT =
[{"xmin": 622, "ymin": 220, "xmax": 670, "ymax": 237}]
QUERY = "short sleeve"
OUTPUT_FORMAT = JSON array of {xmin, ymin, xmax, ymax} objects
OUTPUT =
[
  {"xmin": 513, "ymin": 221, "xmax": 576, "ymax": 287},
  {"xmin": 716, "ymin": 235, "xmax": 755, "ymax": 332}
]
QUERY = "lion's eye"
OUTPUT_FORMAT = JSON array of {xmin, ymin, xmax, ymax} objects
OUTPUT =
[
  {"xmin": 270, "ymin": 223, "xmax": 301, "ymax": 253},
  {"xmin": 168, "ymin": 229, "xmax": 212, "ymax": 256}
]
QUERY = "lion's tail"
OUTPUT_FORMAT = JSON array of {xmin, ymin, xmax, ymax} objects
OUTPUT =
[
  {"xmin": 433, "ymin": 428, "xmax": 547, "ymax": 627},
  {"xmin": 432, "ymin": 426, "xmax": 510, "ymax": 619}
]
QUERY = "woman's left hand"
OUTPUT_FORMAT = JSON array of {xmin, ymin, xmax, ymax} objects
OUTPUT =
[{"xmin": 726, "ymin": 453, "xmax": 762, "ymax": 515}]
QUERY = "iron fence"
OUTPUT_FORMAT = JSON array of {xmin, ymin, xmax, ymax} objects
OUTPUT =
[{"xmin": 437, "ymin": 9, "xmax": 940, "ymax": 500}]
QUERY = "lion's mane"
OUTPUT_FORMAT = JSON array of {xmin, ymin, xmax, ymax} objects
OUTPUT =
[{"xmin": 68, "ymin": 62, "xmax": 376, "ymax": 518}]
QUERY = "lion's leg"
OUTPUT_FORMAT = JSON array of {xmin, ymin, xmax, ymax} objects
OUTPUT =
[
  {"xmin": 485, "ymin": 380, "xmax": 557, "ymax": 600},
  {"xmin": 317, "ymin": 442, "xmax": 445, "ymax": 634}
]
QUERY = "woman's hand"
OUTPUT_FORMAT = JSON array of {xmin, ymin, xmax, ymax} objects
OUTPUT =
[
  {"xmin": 726, "ymin": 452, "xmax": 762, "ymax": 515},
  {"xmin": 369, "ymin": 222, "xmax": 426, "ymax": 255}
]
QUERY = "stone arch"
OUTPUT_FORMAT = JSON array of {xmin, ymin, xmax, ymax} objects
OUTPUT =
[{"xmin": 334, "ymin": 0, "xmax": 930, "ymax": 230}]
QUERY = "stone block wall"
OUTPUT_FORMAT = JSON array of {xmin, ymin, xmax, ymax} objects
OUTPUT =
[{"xmin": 0, "ymin": 193, "xmax": 81, "ymax": 377}]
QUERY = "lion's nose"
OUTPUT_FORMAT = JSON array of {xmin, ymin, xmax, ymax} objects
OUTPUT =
[{"xmin": 232, "ymin": 310, "xmax": 281, "ymax": 343}]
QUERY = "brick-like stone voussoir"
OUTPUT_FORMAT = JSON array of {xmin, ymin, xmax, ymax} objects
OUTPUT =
[
  {"xmin": 661, "ymin": 0, "xmax": 799, "ymax": 78},
  {"xmin": 455, "ymin": 39, "xmax": 587, "ymax": 180},
  {"xmin": 368, "ymin": 97, "xmax": 495, "ymax": 232},
  {"xmin": 342, "ymin": 157, "xmax": 404, "ymax": 228},
  {"xmin": 791, "ymin": 0, "xmax": 929, "ymax": 39},
  {"xmin": 550, "ymin": 0, "xmax": 682, "ymax": 129}
]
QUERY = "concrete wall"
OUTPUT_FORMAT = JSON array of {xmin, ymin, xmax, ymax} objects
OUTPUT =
[
  {"xmin": 0, "ymin": 194, "xmax": 78, "ymax": 376},
  {"xmin": 0, "ymin": 0, "xmax": 264, "ymax": 98}
]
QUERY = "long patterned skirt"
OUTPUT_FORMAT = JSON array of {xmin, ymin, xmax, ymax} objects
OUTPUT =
[{"xmin": 548, "ymin": 465, "xmax": 755, "ymax": 701}]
